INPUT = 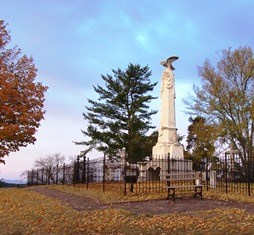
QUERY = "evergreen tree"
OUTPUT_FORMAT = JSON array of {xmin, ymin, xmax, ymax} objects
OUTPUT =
[{"xmin": 78, "ymin": 63, "xmax": 157, "ymax": 162}]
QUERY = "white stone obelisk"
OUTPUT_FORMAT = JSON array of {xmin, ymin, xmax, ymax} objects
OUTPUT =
[{"xmin": 152, "ymin": 56, "xmax": 184, "ymax": 159}]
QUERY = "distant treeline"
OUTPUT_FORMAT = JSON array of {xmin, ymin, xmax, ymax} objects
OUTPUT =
[{"xmin": 0, "ymin": 181, "xmax": 26, "ymax": 188}]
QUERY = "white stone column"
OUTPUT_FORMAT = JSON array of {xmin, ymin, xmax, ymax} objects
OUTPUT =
[{"xmin": 152, "ymin": 56, "xmax": 183, "ymax": 159}]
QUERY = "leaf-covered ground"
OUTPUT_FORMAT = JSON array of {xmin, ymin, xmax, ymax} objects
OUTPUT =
[{"xmin": 1, "ymin": 185, "xmax": 254, "ymax": 234}]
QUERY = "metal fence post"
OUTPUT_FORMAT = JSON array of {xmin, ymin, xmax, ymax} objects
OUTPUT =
[
  {"xmin": 41, "ymin": 168, "xmax": 44, "ymax": 185},
  {"xmin": 30, "ymin": 170, "xmax": 32, "ymax": 186},
  {"xmin": 224, "ymin": 152, "xmax": 228, "ymax": 194},
  {"xmin": 86, "ymin": 158, "xmax": 89, "ymax": 189},
  {"xmin": 36, "ymin": 169, "xmax": 39, "ymax": 186},
  {"xmin": 123, "ymin": 148, "xmax": 127, "ymax": 196},
  {"xmin": 205, "ymin": 160, "xmax": 209, "ymax": 191},
  {"xmin": 47, "ymin": 167, "xmax": 51, "ymax": 185},
  {"xmin": 103, "ymin": 153, "xmax": 106, "ymax": 192},
  {"xmin": 167, "ymin": 153, "xmax": 170, "ymax": 173},
  {"xmin": 63, "ymin": 163, "xmax": 65, "ymax": 185},
  {"xmin": 56, "ymin": 165, "xmax": 59, "ymax": 184},
  {"xmin": 27, "ymin": 171, "xmax": 30, "ymax": 186},
  {"xmin": 73, "ymin": 161, "xmax": 76, "ymax": 186},
  {"xmin": 31, "ymin": 170, "xmax": 34, "ymax": 186},
  {"xmin": 247, "ymin": 155, "xmax": 251, "ymax": 196},
  {"xmin": 82, "ymin": 155, "xmax": 86, "ymax": 184},
  {"xmin": 77, "ymin": 156, "xmax": 80, "ymax": 184}
]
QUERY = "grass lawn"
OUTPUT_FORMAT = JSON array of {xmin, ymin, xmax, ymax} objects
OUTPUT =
[{"xmin": 1, "ymin": 185, "xmax": 254, "ymax": 234}]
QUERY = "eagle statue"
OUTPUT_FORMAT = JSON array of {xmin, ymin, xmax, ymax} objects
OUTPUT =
[{"xmin": 160, "ymin": 56, "xmax": 179, "ymax": 70}]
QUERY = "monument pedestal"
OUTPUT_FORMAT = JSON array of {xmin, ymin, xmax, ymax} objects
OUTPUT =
[
  {"xmin": 152, "ymin": 142, "xmax": 184, "ymax": 159},
  {"xmin": 136, "ymin": 56, "xmax": 192, "ymax": 179}
]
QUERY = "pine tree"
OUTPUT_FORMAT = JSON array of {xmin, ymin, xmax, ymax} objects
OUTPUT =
[{"xmin": 78, "ymin": 63, "xmax": 157, "ymax": 162}]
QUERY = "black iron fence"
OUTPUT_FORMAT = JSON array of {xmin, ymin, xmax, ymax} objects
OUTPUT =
[
  {"xmin": 209, "ymin": 152, "xmax": 254, "ymax": 196},
  {"xmin": 27, "ymin": 156, "xmax": 192, "ymax": 193},
  {"xmin": 27, "ymin": 153, "xmax": 254, "ymax": 196}
]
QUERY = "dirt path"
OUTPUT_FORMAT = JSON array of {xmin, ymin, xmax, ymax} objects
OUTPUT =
[{"xmin": 30, "ymin": 187, "xmax": 254, "ymax": 215}]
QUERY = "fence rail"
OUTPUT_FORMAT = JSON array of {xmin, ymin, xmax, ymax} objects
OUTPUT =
[{"xmin": 27, "ymin": 154, "xmax": 254, "ymax": 197}]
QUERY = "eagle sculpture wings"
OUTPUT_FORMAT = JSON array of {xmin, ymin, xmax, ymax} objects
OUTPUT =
[{"xmin": 160, "ymin": 56, "xmax": 179, "ymax": 70}]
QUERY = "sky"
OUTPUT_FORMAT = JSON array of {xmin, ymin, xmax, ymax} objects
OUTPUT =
[{"xmin": 1, "ymin": 0, "xmax": 254, "ymax": 180}]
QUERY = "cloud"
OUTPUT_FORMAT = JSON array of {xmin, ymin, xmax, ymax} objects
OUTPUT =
[{"xmin": 1, "ymin": 0, "xmax": 254, "ymax": 179}]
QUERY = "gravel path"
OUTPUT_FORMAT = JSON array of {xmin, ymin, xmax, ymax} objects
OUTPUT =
[{"xmin": 30, "ymin": 187, "xmax": 254, "ymax": 215}]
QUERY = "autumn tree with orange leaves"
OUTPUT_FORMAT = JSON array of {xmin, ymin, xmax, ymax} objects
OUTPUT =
[{"xmin": 0, "ymin": 20, "xmax": 48, "ymax": 164}]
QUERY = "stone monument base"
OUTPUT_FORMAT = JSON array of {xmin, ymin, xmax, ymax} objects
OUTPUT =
[{"xmin": 152, "ymin": 143, "xmax": 184, "ymax": 159}]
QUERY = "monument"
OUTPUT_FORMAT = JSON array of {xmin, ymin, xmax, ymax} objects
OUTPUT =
[{"xmin": 152, "ymin": 56, "xmax": 184, "ymax": 159}]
